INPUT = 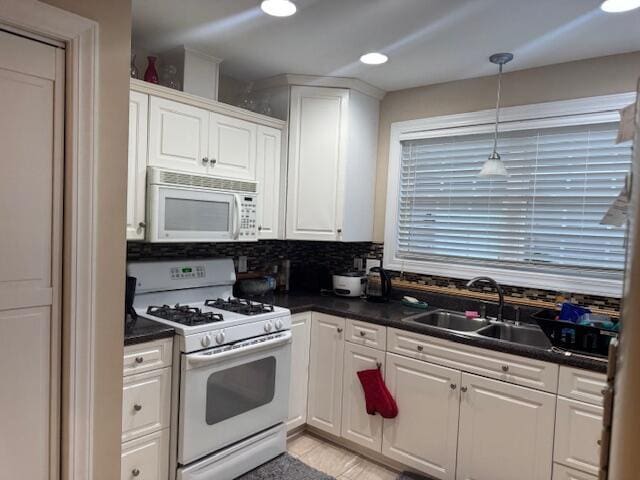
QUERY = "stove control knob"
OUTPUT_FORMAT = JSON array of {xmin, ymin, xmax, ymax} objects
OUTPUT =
[
  {"xmin": 275, "ymin": 319, "xmax": 284, "ymax": 330},
  {"xmin": 201, "ymin": 334, "xmax": 212, "ymax": 348},
  {"xmin": 264, "ymin": 321, "xmax": 273, "ymax": 333},
  {"xmin": 215, "ymin": 332, "xmax": 225, "ymax": 345}
]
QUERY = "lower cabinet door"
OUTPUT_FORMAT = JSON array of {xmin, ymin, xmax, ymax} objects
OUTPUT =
[
  {"xmin": 286, "ymin": 312, "xmax": 312, "ymax": 431},
  {"xmin": 121, "ymin": 429, "xmax": 169, "ymax": 480},
  {"xmin": 341, "ymin": 342, "xmax": 386, "ymax": 452},
  {"xmin": 382, "ymin": 353, "xmax": 461, "ymax": 480},
  {"xmin": 307, "ymin": 313, "xmax": 346, "ymax": 436},
  {"xmin": 456, "ymin": 373, "xmax": 555, "ymax": 480},
  {"xmin": 554, "ymin": 397, "xmax": 603, "ymax": 476}
]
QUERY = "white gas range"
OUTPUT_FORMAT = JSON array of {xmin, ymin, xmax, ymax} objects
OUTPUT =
[{"xmin": 129, "ymin": 258, "xmax": 291, "ymax": 480}]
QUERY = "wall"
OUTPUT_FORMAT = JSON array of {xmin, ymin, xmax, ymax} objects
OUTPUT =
[
  {"xmin": 374, "ymin": 51, "xmax": 640, "ymax": 241},
  {"xmin": 41, "ymin": 1, "xmax": 131, "ymax": 480}
]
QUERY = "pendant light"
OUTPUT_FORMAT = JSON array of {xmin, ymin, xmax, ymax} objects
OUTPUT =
[{"xmin": 479, "ymin": 52, "xmax": 514, "ymax": 178}]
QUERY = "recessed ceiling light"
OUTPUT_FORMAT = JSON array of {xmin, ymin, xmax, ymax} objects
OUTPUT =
[
  {"xmin": 360, "ymin": 52, "xmax": 388, "ymax": 65},
  {"xmin": 600, "ymin": 0, "xmax": 640, "ymax": 12},
  {"xmin": 261, "ymin": 0, "xmax": 297, "ymax": 17}
]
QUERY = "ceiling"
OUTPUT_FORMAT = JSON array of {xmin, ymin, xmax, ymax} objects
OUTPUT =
[{"xmin": 132, "ymin": 0, "xmax": 640, "ymax": 92}]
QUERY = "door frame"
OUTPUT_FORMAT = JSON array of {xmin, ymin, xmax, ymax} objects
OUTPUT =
[{"xmin": 0, "ymin": 2, "xmax": 98, "ymax": 480}]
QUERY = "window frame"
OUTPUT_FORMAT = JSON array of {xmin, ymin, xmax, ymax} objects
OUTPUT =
[{"xmin": 384, "ymin": 93, "xmax": 635, "ymax": 298}]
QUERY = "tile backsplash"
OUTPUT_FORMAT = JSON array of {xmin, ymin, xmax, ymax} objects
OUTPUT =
[{"xmin": 127, "ymin": 240, "xmax": 621, "ymax": 313}]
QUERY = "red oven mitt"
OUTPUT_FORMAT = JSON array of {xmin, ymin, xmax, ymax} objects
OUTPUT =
[{"xmin": 356, "ymin": 368, "xmax": 398, "ymax": 419}]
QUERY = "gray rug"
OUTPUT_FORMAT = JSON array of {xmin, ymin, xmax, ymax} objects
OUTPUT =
[{"xmin": 235, "ymin": 453, "xmax": 434, "ymax": 480}]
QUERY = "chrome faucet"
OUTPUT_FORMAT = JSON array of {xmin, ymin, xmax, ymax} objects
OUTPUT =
[{"xmin": 466, "ymin": 276, "xmax": 505, "ymax": 322}]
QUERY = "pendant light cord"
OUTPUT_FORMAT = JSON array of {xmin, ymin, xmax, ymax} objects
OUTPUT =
[{"xmin": 492, "ymin": 63, "xmax": 503, "ymax": 155}]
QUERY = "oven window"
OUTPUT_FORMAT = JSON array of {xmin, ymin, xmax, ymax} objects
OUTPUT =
[
  {"xmin": 165, "ymin": 197, "xmax": 229, "ymax": 232},
  {"xmin": 205, "ymin": 357, "xmax": 276, "ymax": 425}
]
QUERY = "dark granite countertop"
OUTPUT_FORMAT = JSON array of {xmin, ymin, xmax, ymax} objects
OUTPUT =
[
  {"xmin": 273, "ymin": 292, "xmax": 608, "ymax": 373},
  {"xmin": 124, "ymin": 316, "xmax": 175, "ymax": 346}
]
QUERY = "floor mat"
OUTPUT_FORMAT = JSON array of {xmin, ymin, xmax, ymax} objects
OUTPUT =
[{"xmin": 236, "ymin": 453, "xmax": 336, "ymax": 480}]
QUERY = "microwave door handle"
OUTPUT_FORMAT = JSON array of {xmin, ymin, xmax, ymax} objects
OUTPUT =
[
  {"xmin": 187, "ymin": 331, "xmax": 292, "ymax": 369},
  {"xmin": 233, "ymin": 194, "xmax": 241, "ymax": 239}
]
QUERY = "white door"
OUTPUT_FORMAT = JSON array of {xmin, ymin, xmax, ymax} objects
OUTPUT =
[
  {"xmin": 127, "ymin": 91, "xmax": 149, "ymax": 240},
  {"xmin": 554, "ymin": 397, "xmax": 603, "ymax": 476},
  {"xmin": 307, "ymin": 313, "xmax": 345, "ymax": 436},
  {"xmin": 382, "ymin": 353, "xmax": 461, "ymax": 479},
  {"xmin": 148, "ymin": 96, "xmax": 209, "ymax": 173},
  {"xmin": 256, "ymin": 125, "xmax": 282, "ymax": 239},
  {"xmin": 286, "ymin": 86, "xmax": 348, "ymax": 241},
  {"xmin": 0, "ymin": 31, "xmax": 64, "ymax": 480},
  {"xmin": 456, "ymin": 373, "xmax": 555, "ymax": 480},
  {"xmin": 208, "ymin": 113, "xmax": 257, "ymax": 180},
  {"xmin": 286, "ymin": 312, "xmax": 312, "ymax": 431},
  {"xmin": 341, "ymin": 343, "xmax": 386, "ymax": 452}
]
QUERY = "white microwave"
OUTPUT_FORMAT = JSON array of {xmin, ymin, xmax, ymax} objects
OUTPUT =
[{"xmin": 146, "ymin": 167, "xmax": 258, "ymax": 243}]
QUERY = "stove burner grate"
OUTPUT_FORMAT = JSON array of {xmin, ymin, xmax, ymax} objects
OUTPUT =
[
  {"xmin": 146, "ymin": 304, "xmax": 224, "ymax": 326},
  {"xmin": 205, "ymin": 297, "xmax": 275, "ymax": 316}
]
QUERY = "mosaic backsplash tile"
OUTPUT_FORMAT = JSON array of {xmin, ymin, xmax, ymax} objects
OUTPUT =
[{"xmin": 127, "ymin": 240, "xmax": 621, "ymax": 313}]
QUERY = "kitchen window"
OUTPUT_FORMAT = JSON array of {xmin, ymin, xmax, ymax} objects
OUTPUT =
[{"xmin": 384, "ymin": 94, "xmax": 635, "ymax": 297}]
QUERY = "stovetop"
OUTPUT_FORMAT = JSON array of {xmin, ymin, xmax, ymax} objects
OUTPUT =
[
  {"xmin": 205, "ymin": 297, "xmax": 275, "ymax": 316},
  {"xmin": 146, "ymin": 304, "xmax": 225, "ymax": 326}
]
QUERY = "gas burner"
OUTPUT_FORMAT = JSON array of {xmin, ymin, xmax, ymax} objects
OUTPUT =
[
  {"xmin": 146, "ymin": 304, "xmax": 224, "ymax": 326},
  {"xmin": 205, "ymin": 297, "xmax": 275, "ymax": 316}
]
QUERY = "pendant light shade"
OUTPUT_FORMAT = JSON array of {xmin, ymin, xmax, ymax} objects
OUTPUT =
[{"xmin": 478, "ymin": 52, "xmax": 513, "ymax": 178}]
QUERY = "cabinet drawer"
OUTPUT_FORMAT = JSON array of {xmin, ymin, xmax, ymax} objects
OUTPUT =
[
  {"xmin": 121, "ymin": 429, "xmax": 169, "ymax": 480},
  {"xmin": 345, "ymin": 319, "xmax": 386, "ymax": 350},
  {"xmin": 122, "ymin": 367, "xmax": 171, "ymax": 443},
  {"xmin": 387, "ymin": 327, "xmax": 558, "ymax": 392},
  {"xmin": 558, "ymin": 367, "xmax": 606, "ymax": 406},
  {"xmin": 553, "ymin": 464, "xmax": 597, "ymax": 480},
  {"xmin": 554, "ymin": 397, "xmax": 603, "ymax": 476},
  {"xmin": 123, "ymin": 338, "xmax": 173, "ymax": 376}
]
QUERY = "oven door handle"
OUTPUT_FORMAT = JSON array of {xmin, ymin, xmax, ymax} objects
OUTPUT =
[
  {"xmin": 187, "ymin": 331, "xmax": 292, "ymax": 369},
  {"xmin": 232, "ymin": 194, "xmax": 241, "ymax": 240}
]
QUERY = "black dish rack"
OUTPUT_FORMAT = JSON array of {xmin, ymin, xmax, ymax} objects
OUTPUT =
[{"xmin": 531, "ymin": 309, "xmax": 619, "ymax": 357}]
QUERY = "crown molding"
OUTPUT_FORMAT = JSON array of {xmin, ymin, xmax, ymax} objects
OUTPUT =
[{"xmin": 252, "ymin": 73, "xmax": 386, "ymax": 100}]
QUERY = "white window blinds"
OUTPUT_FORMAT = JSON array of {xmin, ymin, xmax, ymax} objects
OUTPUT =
[{"xmin": 398, "ymin": 122, "xmax": 631, "ymax": 278}]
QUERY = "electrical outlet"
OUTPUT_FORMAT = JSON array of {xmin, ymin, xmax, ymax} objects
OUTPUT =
[{"xmin": 238, "ymin": 256, "xmax": 248, "ymax": 273}]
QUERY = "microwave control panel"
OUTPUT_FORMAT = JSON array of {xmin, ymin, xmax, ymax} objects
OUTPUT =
[{"xmin": 239, "ymin": 196, "xmax": 257, "ymax": 239}]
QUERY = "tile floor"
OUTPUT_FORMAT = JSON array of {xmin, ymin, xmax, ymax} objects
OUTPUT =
[{"xmin": 287, "ymin": 432, "xmax": 398, "ymax": 480}]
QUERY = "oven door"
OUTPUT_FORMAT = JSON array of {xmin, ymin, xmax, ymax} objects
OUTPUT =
[
  {"xmin": 178, "ymin": 331, "xmax": 292, "ymax": 466},
  {"xmin": 147, "ymin": 184, "xmax": 241, "ymax": 242}
]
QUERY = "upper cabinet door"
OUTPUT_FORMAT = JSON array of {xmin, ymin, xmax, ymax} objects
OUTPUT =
[
  {"xmin": 456, "ymin": 373, "xmax": 555, "ymax": 480},
  {"xmin": 208, "ymin": 113, "xmax": 257, "ymax": 180},
  {"xmin": 256, "ymin": 125, "xmax": 282, "ymax": 239},
  {"xmin": 286, "ymin": 86, "xmax": 349, "ymax": 241},
  {"xmin": 382, "ymin": 353, "xmax": 461, "ymax": 479},
  {"xmin": 148, "ymin": 97, "xmax": 209, "ymax": 173},
  {"xmin": 127, "ymin": 91, "xmax": 149, "ymax": 240}
]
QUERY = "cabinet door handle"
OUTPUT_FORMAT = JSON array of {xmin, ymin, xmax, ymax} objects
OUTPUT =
[
  {"xmin": 337, "ymin": 327, "xmax": 343, "ymax": 333},
  {"xmin": 133, "ymin": 404, "xmax": 143, "ymax": 412},
  {"xmin": 258, "ymin": 226, "xmax": 263, "ymax": 231},
  {"xmin": 501, "ymin": 365, "xmax": 509, "ymax": 372},
  {"xmin": 201, "ymin": 157, "xmax": 209, "ymax": 165},
  {"xmin": 416, "ymin": 345, "xmax": 424, "ymax": 352},
  {"xmin": 132, "ymin": 468, "xmax": 140, "ymax": 477},
  {"xmin": 359, "ymin": 331, "xmax": 366, "ymax": 337},
  {"xmin": 138, "ymin": 222, "xmax": 146, "ymax": 229},
  {"xmin": 135, "ymin": 356, "xmax": 144, "ymax": 364},
  {"xmin": 461, "ymin": 386, "xmax": 468, "ymax": 393},
  {"xmin": 450, "ymin": 383, "xmax": 457, "ymax": 390},
  {"xmin": 210, "ymin": 158, "xmax": 217, "ymax": 165}
]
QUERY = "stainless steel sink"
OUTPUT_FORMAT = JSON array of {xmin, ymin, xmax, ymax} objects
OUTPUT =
[
  {"xmin": 404, "ymin": 309, "xmax": 490, "ymax": 332},
  {"xmin": 475, "ymin": 323, "xmax": 552, "ymax": 348}
]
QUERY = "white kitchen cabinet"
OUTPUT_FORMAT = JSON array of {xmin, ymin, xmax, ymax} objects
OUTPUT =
[
  {"xmin": 456, "ymin": 372, "xmax": 555, "ymax": 480},
  {"xmin": 554, "ymin": 397, "xmax": 603, "ymax": 476},
  {"xmin": 286, "ymin": 86, "xmax": 378, "ymax": 241},
  {"xmin": 341, "ymin": 342, "xmax": 386, "ymax": 452},
  {"xmin": 127, "ymin": 91, "xmax": 149, "ymax": 240},
  {"xmin": 256, "ymin": 125, "xmax": 282, "ymax": 238},
  {"xmin": 382, "ymin": 352, "xmax": 461, "ymax": 479},
  {"xmin": 208, "ymin": 113, "xmax": 257, "ymax": 180},
  {"xmin": 121, "ymin": 428, "xmax": 169, "ymax": 480},
  {"xmin": 307, "ymin": 313, "xmax": 346, "ymax": 436},
  {"xmin": 148, "ymin": 96, "xmax": 209, "ymax": 173},
  {"xmin": 286, "ymin": 312, "xmax": 312, "ymax": 431}
]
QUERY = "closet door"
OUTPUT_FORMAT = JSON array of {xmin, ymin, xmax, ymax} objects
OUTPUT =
[{"xmin": 0, "ymin": 30, "xmax": 64, "ymax": 480}]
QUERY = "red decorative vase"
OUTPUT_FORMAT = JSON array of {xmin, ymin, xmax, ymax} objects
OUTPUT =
[{"xmin": 144, "ymin": 56, "xmax": 159, "ymax": 84}]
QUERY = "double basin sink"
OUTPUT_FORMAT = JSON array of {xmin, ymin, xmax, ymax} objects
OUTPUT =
[{"xmin": 403, "ymin": 309, "xmax": 551, "ymax": 349}]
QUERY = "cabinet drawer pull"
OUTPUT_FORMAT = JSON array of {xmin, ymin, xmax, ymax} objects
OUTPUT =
[
  {"xmin": 138, "ymin": 222, "xmax": 146, "ymax": 229},
  {"xmin": 133, "ymin": 404, "xmax": 143, "ymax": 412},
  {"xmin": 359, "ymin": 331, "xmax": 366, "ymax": 337},
  {"xmin": 416, "ymin": 345, "xmax": 424, "ymax": 351},
  {"xmin": 132, "ymin": 468, "xmax": 140, "ymax": 477},
  {"xmin": 501, "ymin": 365, "xmax": 509, "ymax": 372},
  {"xmin": 201, "ymin": 157, "xmax": 209, "ymax": 165},
  {"xmin": 450, "ymin": 383, "xmax": 457, "ymax": 390},
  {"xmin": 135, "ymin": 356, "xmax": 144, "ymax": 364},
  {"xmin": 210, "ymin": 158, "xmax": 217, "ymax": 165},
  {"xmin": 461, "ymin": 386, "xmax": 468, "ymax": 393},
  {"xmin": 337, "ymin": 327, "xmax": 343, "ymax": 333},
  {"xmin": 597, "ymin": 439, "xmax": 602, "ymax": 446}
]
